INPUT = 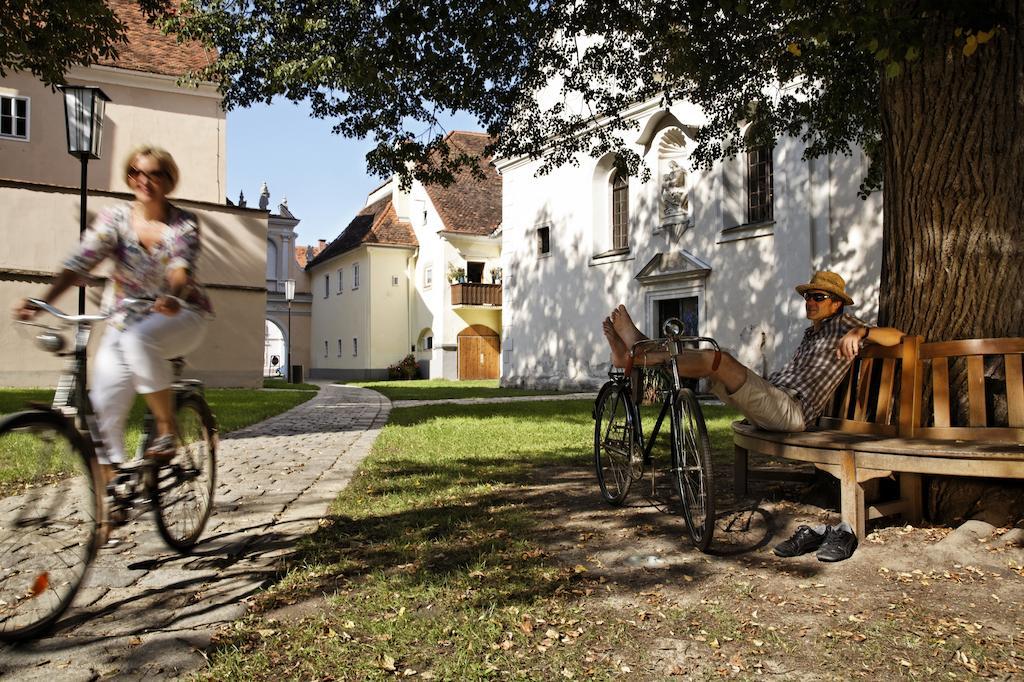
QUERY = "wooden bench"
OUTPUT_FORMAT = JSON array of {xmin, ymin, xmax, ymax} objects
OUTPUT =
[{"xmin": 733, "ymin": 335, "xmax": 1024, "ymax": 538}]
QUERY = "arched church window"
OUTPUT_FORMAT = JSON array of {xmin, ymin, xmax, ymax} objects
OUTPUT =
[
  {"xmin": 746, "ymin": 144, "xmax": 774, "ymax": 223},
  {"xmin": 611, "ymin": 169, "xmax": 629, "ymax": 250}
]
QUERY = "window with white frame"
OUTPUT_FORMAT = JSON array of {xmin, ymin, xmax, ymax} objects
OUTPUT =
[
  {"xmin": 353, "ymin": 338, "xmax": 358, "ymax": 356},
  {"xmin": 353, "ymin": 263, "xmax": 360, "ymax": 289},
  {"xmin": 337, "ymin": 339, "xmax": 343, "ymax": 356},
  {"xmin": 0, "ymin": 96, "xmax": 29, "ymax": 141},
  {"xmin": 337, "ymin": 269, "xmax": 343, "ymax": 293},
  {"xmin": 323, "ymin": 340, "xmax": 328, "ymax": 357},
  {"xmin": 611, "ymin": 169, "xmax": 629, "ymax": 250},
  {"xmin": 424, "ymin": 266, "xmax": 433, "ymax": 288},
  {"xmin": 537, "ymin": 226, "xmax": 551, "ymax": 256},
  {"xmin": 324, "ymin": 274, "xmax": 330, "ymax": 298},
  {"xmin": 746, "ymin": 144, "xmax": 774, "ymax": 223}
]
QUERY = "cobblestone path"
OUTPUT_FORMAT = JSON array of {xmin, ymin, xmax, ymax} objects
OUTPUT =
[{"xmin": 0, "ymin": 384, "xmax": 388, "ymax": 680}]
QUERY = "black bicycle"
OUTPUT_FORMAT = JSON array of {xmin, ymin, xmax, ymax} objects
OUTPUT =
[
  {"xmin": 0, "ymin": 298, "xmax": 217, "ymax": 641},
  {"xmin": 592, "ymin": 318, "xmax": 717, "ymax": 551}
]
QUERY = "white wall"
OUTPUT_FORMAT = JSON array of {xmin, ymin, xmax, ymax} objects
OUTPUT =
[{"xmin": 498, "ymin": 103, "xmax": 883, "ymax": 389}]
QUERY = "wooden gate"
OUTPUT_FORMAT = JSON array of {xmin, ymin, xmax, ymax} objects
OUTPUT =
[{"xmin": 458, "ymin": 324, "xmax": 500, "ymax": 380}]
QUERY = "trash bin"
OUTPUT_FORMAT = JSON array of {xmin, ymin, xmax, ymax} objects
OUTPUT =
[{"xmin": 290, "ymin": 364, "xmax": 304, "ymax": 384}]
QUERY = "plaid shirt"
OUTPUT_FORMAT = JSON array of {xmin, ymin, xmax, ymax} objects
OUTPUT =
[{"xmin": 767, "ymin": 312, "xmax": 866, "ymax": 426}]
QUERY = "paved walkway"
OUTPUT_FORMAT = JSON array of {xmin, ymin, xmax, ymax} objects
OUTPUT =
[
  {"xmin": 0, "ymin": 384, "xmax": 389, "ymax": 680},
  {"xmin": 390, "ymin": 392, "xmax": 596, "ymax": 408}
]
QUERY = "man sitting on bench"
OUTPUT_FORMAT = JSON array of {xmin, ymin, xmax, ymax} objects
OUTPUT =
[{"xmin": 603, "ymin": 271, "xmax": 904, "ymax": 433}]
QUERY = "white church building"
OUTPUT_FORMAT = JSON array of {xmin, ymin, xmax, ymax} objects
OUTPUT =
[{"xmin": 496, "ymin": 99, "xmax": 883, "ymax": 389}]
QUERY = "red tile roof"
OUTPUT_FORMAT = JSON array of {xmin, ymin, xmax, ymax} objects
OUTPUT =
[
  {"xmin": 98, "ymin": 0, "xmax": 215, "ymax": 77},
  {"xmin": 306, "ymin": 196, "xmax": 417, "ymax": 268},
  {"xmin": 294, "ymin": 243, "xmax": 325, "ymax": 269},
  {"xmin": 423, "ymin": 132, "xmax": 501, "ymax": 236}
]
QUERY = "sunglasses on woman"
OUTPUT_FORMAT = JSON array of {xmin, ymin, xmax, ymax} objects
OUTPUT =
[
  {"xmin": 802, "ymin": 292, "xmax": 833, "ymax": 302},
  {"xmin": 127, "ymin": 166, "xmax": 168, "ymax": 183}
]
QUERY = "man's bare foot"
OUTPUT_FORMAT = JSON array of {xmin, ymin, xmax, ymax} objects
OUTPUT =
[
  {"xmin": 603, "ymin": 318, "xmax": 631, "ymax": 368},
  {"xmin": 610, "ymin": 304, "xmax": 646, "ymax": 347}
]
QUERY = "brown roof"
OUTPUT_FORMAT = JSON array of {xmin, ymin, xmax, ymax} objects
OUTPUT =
[
  {"xmin": 306, "ymin": 196, "xmax": 417, "ymax": 268},
  {"xmin": 294, "ymin": 243, "xmax": 325, "ymax": 269},
  {"xmin": 423, "ymin": 132, "xmax": 501, "ymax": 236},
  {"xmin": 98, "ymin": 0, "xmax": 215, "ymax": 77}
]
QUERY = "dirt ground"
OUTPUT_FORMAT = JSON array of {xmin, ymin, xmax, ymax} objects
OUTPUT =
[{"xmin": 526, "ymin": 465, "xmax": 1024, "ymax": 680}]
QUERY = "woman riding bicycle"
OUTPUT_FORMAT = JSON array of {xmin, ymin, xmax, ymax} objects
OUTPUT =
[{"xmin": 13, "ymin": 145, "xmax": 212, "ymax": 487}]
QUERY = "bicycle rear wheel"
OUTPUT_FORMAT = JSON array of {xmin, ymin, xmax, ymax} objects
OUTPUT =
[
  {"xmin": 151, "ymin": 395, "xmax": 216, "ymax": 552},
  {"xmin": 671, "ymin": 389, "xmax": 715, "ymax": 552},
  {"xmin": 0, "ymin": 410, "xmax": 100, "ymax": 641},
  {"xmin": 593, "ymin": 382, "xmax": 638, "ymax": 505}
]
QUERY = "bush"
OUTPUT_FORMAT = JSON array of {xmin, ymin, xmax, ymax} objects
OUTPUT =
[{"xmin": 387, "ymin": 354, "xmax": 419, "ymax": 380}]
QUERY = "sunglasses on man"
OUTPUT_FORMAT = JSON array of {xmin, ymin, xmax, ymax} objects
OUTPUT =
[{"xmin": 802, "ymin": 292, "xmax": 833, "ymax": 302}]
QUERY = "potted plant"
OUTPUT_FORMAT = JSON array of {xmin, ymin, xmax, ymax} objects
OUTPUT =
[
  {"xmin": 447, "ymin": 263, "xmax": 466, "ymax": 284},
  {"xmin": 490, "ymin": 266, "xmax": 502, "ymax": 284}
]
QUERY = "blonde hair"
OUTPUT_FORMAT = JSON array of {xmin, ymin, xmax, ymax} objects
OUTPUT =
[{"xmin": 124, "ymin": 145, "xmax": 180, "ymax": 193}]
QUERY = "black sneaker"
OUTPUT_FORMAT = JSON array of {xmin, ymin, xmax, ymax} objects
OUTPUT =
[
  {"xmin": 816, "ymin": 522, "xmax": 858, "ymax": 562},
  {"xmin": 773, "ymin": 525, "xmax": 826, "ymax": 557}
]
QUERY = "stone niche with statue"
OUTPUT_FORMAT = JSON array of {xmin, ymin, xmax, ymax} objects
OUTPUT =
[{"xmin": 656, "ymin": 127, "xmax": 694, "ymax": 236}]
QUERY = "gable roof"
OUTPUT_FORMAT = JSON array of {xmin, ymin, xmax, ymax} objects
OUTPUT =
[
  {"xmin": 423, "ymin": 131, "xmax": 501, "ymax": 236},
  {"xmin": 306, "ymin": 196, "xmax": 417, "ymax": 268},
  {"xmin": 98, "ymin": 0, "xmax": 215, "ymax": 77}
]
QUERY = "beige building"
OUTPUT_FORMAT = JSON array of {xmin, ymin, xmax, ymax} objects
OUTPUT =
[
  {"xmin": 307, "ymin": 132, "xmax": 502, "ymax": 381},
  {"xmin": 0, "ymin": 0, "xmax": 268, "ymax": 387}
]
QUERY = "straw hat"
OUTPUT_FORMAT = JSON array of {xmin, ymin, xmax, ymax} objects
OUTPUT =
[{"xmin": 795, "ymin": 271, "xmax": 854, "ymax": 306}]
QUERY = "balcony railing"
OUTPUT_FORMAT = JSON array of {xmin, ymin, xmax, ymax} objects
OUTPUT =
[{"xmin": 451, "ymin": 282, "xmax": 502, "ymax": 307}]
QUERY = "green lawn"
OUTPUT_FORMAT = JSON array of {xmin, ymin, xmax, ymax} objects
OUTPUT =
[
  {"xmin": 263, "ymin": 378, "xmax": 322, "ymax": 391},
  {"xmin": 347, "ymin": 378, "xmax": 578, "ymax": 401},
  {"xmin": 199, "ymin": 399, "xmax": 741, "ymax": 680},
  {"xmin": 0, "ymin": 386, "xmax": 318, "ymax": 493}
]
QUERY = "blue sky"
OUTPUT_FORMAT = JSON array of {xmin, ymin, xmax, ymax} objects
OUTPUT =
[{"xmin": 226, "ymin": 99, "xmax": 480, "ymax": 248}]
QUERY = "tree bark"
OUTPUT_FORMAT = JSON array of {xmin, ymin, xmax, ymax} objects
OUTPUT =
[
  {"xmin": 878, "ymin": 2, "xmax": 1024, "ymax": 524},
  {"xmin": 879, "ymin": 3, "xmax": 1024, "ymax": 339}
]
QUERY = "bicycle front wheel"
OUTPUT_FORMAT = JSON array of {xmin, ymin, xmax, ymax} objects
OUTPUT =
[
  {"xmin": 151, "ymin": 396, "xmax": 216, "ymax": 552},
  {"xmin": 0, "ymin": 410, "xmax": 100, "ymax": 641},
  {"xmin": 593, "ymin": 382, "xmax": 638, "ymax": 505},
  {"xmin": 671, "ymin": 389, "xmax": 715, "ymax": 552}
]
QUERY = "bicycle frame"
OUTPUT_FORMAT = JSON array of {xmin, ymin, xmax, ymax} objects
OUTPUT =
[{"xmin": 624, "ymin": 332, "xmax": 721, "ymax": 467}]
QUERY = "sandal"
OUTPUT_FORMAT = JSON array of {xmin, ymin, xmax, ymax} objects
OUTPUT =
[{"xmin": 144, "ymin": 433, "xmax": 178, "ymax": 461}]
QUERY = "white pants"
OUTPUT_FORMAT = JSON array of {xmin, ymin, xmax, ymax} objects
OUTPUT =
[{"xmin": 91, "ymin": 309, "xmax": 207, "ymax": 464}]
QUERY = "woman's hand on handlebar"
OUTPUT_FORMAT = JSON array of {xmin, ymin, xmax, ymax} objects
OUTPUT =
[
  {"xmin": 152, "ymin": 295, "xmax": 182, "ymax": 316},
  {"xmin": 12, "ymin": 298, "xmax": 40, "ymax": 321}
]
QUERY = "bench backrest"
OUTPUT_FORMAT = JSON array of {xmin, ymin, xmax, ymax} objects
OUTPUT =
[
  {"xmin": 916, "ymin": 338, "xmax": 1024, "ymax": 441},
  {"xmin": 818, "ymin": 335, "xmax": 922, "ymax": 437}
]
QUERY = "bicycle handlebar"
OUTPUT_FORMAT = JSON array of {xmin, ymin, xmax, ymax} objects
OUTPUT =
[
  {"xmin": 25, "ymin": 297, "xmax": 158, "ymax": 324},
  {"xmin": 629, "ymin": 334, "xmax": 721, "ymax": 358},
  {"xmin": 26, "ymin": 299, "xmax": 107, "ymax": 324}
]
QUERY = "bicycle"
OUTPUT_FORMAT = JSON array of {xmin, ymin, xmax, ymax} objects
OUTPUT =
[
  {"xmin": 0, "ymin": 298, "xmax": 217, "ymax": 641},
  {"xmin": 592, "ymin": 318, "xmax": 717, "ymax": 552}
]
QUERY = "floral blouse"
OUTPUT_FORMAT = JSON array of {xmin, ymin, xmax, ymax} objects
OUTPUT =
[{"xmin": 63, "ymin": 202, "xmax": 213, "ymax": 329}]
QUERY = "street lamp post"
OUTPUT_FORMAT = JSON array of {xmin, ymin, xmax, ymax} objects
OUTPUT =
[
  {"xmin": 57, "ymin": 85, "xmax": 110, "ymax": 315},
  {"xmin": 284, "ymin": 279, "xmax": 295, "ymax": 383}
]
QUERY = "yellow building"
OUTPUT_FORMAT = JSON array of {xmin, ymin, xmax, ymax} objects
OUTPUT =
[{"xmin": 307, "ymin": 132, "xmax": 502, "ymax": 381}]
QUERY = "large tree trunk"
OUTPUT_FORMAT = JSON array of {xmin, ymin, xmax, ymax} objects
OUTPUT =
[{"xmin": 878, "ymin": 2, "xmax": 1024, "ymax": 525}]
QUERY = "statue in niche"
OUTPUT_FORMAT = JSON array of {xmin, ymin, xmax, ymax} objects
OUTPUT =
[{"xmin": 660, "ymin": 160, "xmax": 689, "ymax": 221}]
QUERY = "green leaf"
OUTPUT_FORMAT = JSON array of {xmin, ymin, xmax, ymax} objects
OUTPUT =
[
  {"xmin": 884, "ymin": 61, "xmax": 902, "ymax": 78},
  {"xmin": 905, "ymin": 46, "xmax": 919, "ymax": 62}
]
